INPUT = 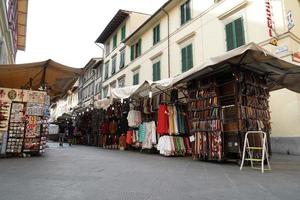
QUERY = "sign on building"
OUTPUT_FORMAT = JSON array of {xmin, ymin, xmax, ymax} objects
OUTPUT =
[{"xmin": 287, "ymin": 11, "xmax": 295, "ymax": 30}]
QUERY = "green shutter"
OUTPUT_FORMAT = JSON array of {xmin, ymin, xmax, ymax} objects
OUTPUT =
[
  {"xmin": 121, "ymin": 26, "xmax": 126, "ymax": 41},
  {"xmin": 153, "ymin": 62, "xmax": 161, "ymax": 81},
  {"xmin": 235, "ymin": 18, "xmax": 245, "ymax": 48},
  {"xmin": 157, "ymin": 61, "xmax": 161, "ymax": 80},
  {"xmin": 120, "ymin": 51, "xmax": 125, "ymax": 68},
  {"xmin": 181, "ymin": 47, "xmax": 187, "ymax": 72},
  {"xmin": 133, "ymin": 73, "xmax": 139, "ymax": 85},
  {"xmin": 153, "ymin": 27, "xmax": 156, "ymax": 45},
  {"xmin": 187, "ymin": 44, "xmax": 193, "ymax": 70},
  {"xmin": 186, "ymin": 0, "xmax": 191, "ymax": 21},
  {"xmin": 113, "ymin": 35, "xmax": 117, "ymax": 48},
  {"xmin": 226, "ymin": 22, "xmax": 234, "ymax": 51},
  {"xmin": 153, "ymin": 25, "xmax": 160, "ymax": 45},
  {"xmin": 130, "ymin": 45, "xmax": 134, "ymax": 61},
  {"xmin": 153, "ymin": 63, "xmax": 156, "ymax": 81},
  {"xmin": 156, "ymin": 24, "xmax": 160, "ymax": 43},
  {"xmin": 180, "ymin": 4, "xmax": 185, "ymax": 25},
  {"xmin": 138, "ymin": 39, "xmax": 142, "ymax": 56}
]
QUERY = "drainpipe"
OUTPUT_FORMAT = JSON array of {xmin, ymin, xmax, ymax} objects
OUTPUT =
[
  {"xmin": 162, "ymin": 8, "xmax": 170, "ymax": 78},
  {"xmin": 95, "ymin": 43, "xmax": 104, "ymax": 59}
]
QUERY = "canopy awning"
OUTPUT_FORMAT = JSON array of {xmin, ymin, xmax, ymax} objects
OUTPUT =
[
  {"xmin": 96, "ymin": 42, "xmax": 300, "ymax": 106},
  {"xmin": 109, "ymin": 81, "xmax": 152, "ymax": 99},
  {"xmin": 0, "ymin": 59, "xmax": 82, "ymax": 100},
  {"xmin": 172, "ymin": 42, "xmax": 300, "ymax": 93}
]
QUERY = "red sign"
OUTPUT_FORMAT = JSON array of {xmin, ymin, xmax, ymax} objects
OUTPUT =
[
  {"xmin": 293, "ymin": 52, "xmax": 300, "ymax": 63},
  {"xmin": 265, "ymin": 0, "xmax": 273, "ymax": 37}
]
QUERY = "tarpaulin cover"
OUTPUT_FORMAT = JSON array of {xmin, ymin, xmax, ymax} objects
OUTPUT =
[{"xmin": 0, "ymin": 59, "xmax": 82, "ymax": 100}]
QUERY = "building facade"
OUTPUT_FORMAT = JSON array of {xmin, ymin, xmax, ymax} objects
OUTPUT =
[
  {"xmin": 95, "ymin": 10, "xmax": 151, "ymax": 96},
  {"xmin": 78, "ymin": 58, "xmax": 103, "ymax": 108},
  {"xmin": 95, "ymin": 0, "xmax": 300, "ymax": 154},
  {"xmin": 0, "ymin": 0, "xmax": 28, "ymax": 64}
]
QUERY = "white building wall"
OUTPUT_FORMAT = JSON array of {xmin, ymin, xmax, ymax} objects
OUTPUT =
[
  {"xmin": 100, "ymin": 0, "xmax": 300, "ymax": 154},
  {"xmin": 0, "ymin": 0, "xmax": 14, "ymax": 64},
  {"xmin": 102, "ymin": 12, "xmax": 150, "ymax": 89}
]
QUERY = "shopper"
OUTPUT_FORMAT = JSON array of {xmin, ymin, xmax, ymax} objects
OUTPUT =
[
  {"xmin": 59, "ymin": 123, "xmax": 66, "ymax": 147},
  {"xmin": 67, "ymin": 123, "xmax": 74, "ymax": 146}
]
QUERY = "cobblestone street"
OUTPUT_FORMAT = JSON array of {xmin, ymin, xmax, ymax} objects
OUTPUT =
[{"xmin": 0, "ymin": 143, "xmax": 299, "ymax": 200}]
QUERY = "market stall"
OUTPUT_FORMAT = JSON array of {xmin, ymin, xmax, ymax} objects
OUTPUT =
[
  {"xmin": 94, "ymin": 43, "xmax": 300, "ymax": 162},
  {"xmin": 0, "ymin": 59, "xmax": 82, "ymax": 157}
]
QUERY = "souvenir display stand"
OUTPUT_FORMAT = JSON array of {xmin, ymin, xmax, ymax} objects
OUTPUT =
[
  {"xmin": 187, "ymin": 68, "xmax": 271, "ymax": 162},
  {"xmin": 0, "ymin": 87, "xmax": 50, "ymax": 157}
]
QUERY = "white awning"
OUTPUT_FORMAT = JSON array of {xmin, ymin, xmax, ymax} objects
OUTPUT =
[{"xmin": 94, "ymin": 42, "xmax": 300, "ymax": 106}]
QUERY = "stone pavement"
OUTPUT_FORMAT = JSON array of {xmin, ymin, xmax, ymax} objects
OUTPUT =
[{"xmin": 0, "ymin": 142, "xmax": 299, "ymax": 200}]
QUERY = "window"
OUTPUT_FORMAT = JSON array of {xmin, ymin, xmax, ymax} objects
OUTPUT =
[
  {"xmin": 181, "ymin": 0, "xmax": 191, "ymax": 25},
  {"xmin": 105, "ymin": 41, "xmax": 110, "ymax": 56},
  {"xmin": 113, "ymin": 34, "xmax": 118, "ymax": 49},
  {"xmin": 120, "ymin": 49, "xmax": 125, "ymax": 69},
  {"xmin": 103, "ymin": 87, "xmax": 108, "ymax": 98},
  {"xmin": 91, "ymin": 84, "xmax": 94, "ymax": 96},
  {"xmin": 104, "ymin": 61, "xmax": 109, "ymax": 80},
  {"xmin": 95, "ymin": 83, "xmax": 98, "ymax": 94},
  {"xmin": 130, "ymin": 39, "xmax": 142, "ymax": 61},
  {"xmin": 225, "ymin": 17, "xmax": 245, "ymax": 51},
  {"xmin": 121, "ymin": 25, "xmax": 126, "ymax": 41},
  {"xmin": 181, "ymin": 44, "xmax": 193, "ymax": 72},
  {"xmin": 111, "ymin": 56, "xmax": 117, "ymax": 75},
  {"xmin": 97, "ymin": 64, "xmax": 103, "ymax": 79},
  {"xmin": 153, "ymin": 61, "xmax": 161, "ymax": 81},
  {"xmin": 118, "ymin": 77, "xmax": 125, "ymax": 88},
  {"xmin": 133, "ymin": 71, "xmax": 139, "ymax": 85},
  {"xmin": 153, "ymin": 24, "xmax": 160, "ymax": 45}
]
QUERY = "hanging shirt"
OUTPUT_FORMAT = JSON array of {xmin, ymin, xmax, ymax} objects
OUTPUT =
[
  {"xmin": 127, "ymin": 110, "xmax": 142, "ymax": 128},
  {"xmin": 138, "ymin": 123, "xmax": 146, "ymax": 143},
  {"xmin": 168, "ymin": 105, "xmax": 175, "ymax": 135},
  {"xmin": 151, "ymin": 121, "xmax": 157, "ymax": 144},
  {"xmin": 142, "ymin": 122, "xmax": 153, "ymax": 149},
  {"xmin": 157, "ymin": 104, "xmax": 169, "ymax": 135}
]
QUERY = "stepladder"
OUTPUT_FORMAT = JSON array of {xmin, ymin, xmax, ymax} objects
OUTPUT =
[{"xmin": 240, "ymin": 131, "xmax": 271, "ymax": 173}]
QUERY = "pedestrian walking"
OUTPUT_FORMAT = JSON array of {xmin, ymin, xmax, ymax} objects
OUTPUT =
[
  {"xmin": 59, "ymin": 123, "xmax": 65, "ymax": 147},
  {"xmin": 67, "ymin": 123, "xmax": 74, "ymax": 146}
]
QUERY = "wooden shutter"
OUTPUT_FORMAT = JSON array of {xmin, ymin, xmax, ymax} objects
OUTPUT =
[
  {"xmin": 113, "ymin": 35, "xmax": 117, "ymax": 48},
  {"xmin": 133, "ymin": 73, "xmax": 139, "ymax": 85},
  {"xmin": 153, "ymin": 27, "xmax": 156, "ymax": 45},
  {"xmin": 187, "ymin": 44, "xmax": 193, "ymax": 70},
  {"xmin": 153, "ymin": 62, "xmax": 161, "ymax": 81},
  {"xmin": 225, "ymin": 22, "xmax": 234, "ymax": 51},
  {"xmin": 153, "ymin": 63, "xmax": 156, "ymax": 81},
  {"xmin": 180, "ymin": 4, "xmax": 185, "ymax": 25},
  {"xmin": 157, "ymin": 61, "xmax": 161, "ymax": 80},
  {"xmin": 157, "ymin": 25, "xmax": 160, "ymax": 43},
  {"xmin": 138, "ymin": 39, "xmax": 142, "ymax": 56},
  {"xmin": 235, "ymin": 18, "xmax": 245, "ymax": 48},
  {"xmin": 186, "ymin": 0, "xmax": 191, "ymax": 21},
  {"xmin": 130, "ymin": 45, "xmax": 134, "ymax": 61},
  {"xmin": 181, "ymin": 47, "xmax": 187, "ymax": 72},
  {"xmin": 121, "ymin": 26, "xmax": 126, "ymax": 41}
]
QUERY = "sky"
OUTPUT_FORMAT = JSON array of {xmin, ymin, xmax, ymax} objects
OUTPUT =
[{"xmin": 16, "ymin": 0, "xmax": 168, "ymax": 68}]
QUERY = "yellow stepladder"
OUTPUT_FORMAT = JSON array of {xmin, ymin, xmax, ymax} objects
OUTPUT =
[{"xmin": 240, "ymin": 131, "xmax": 271, "ymax": 173}]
